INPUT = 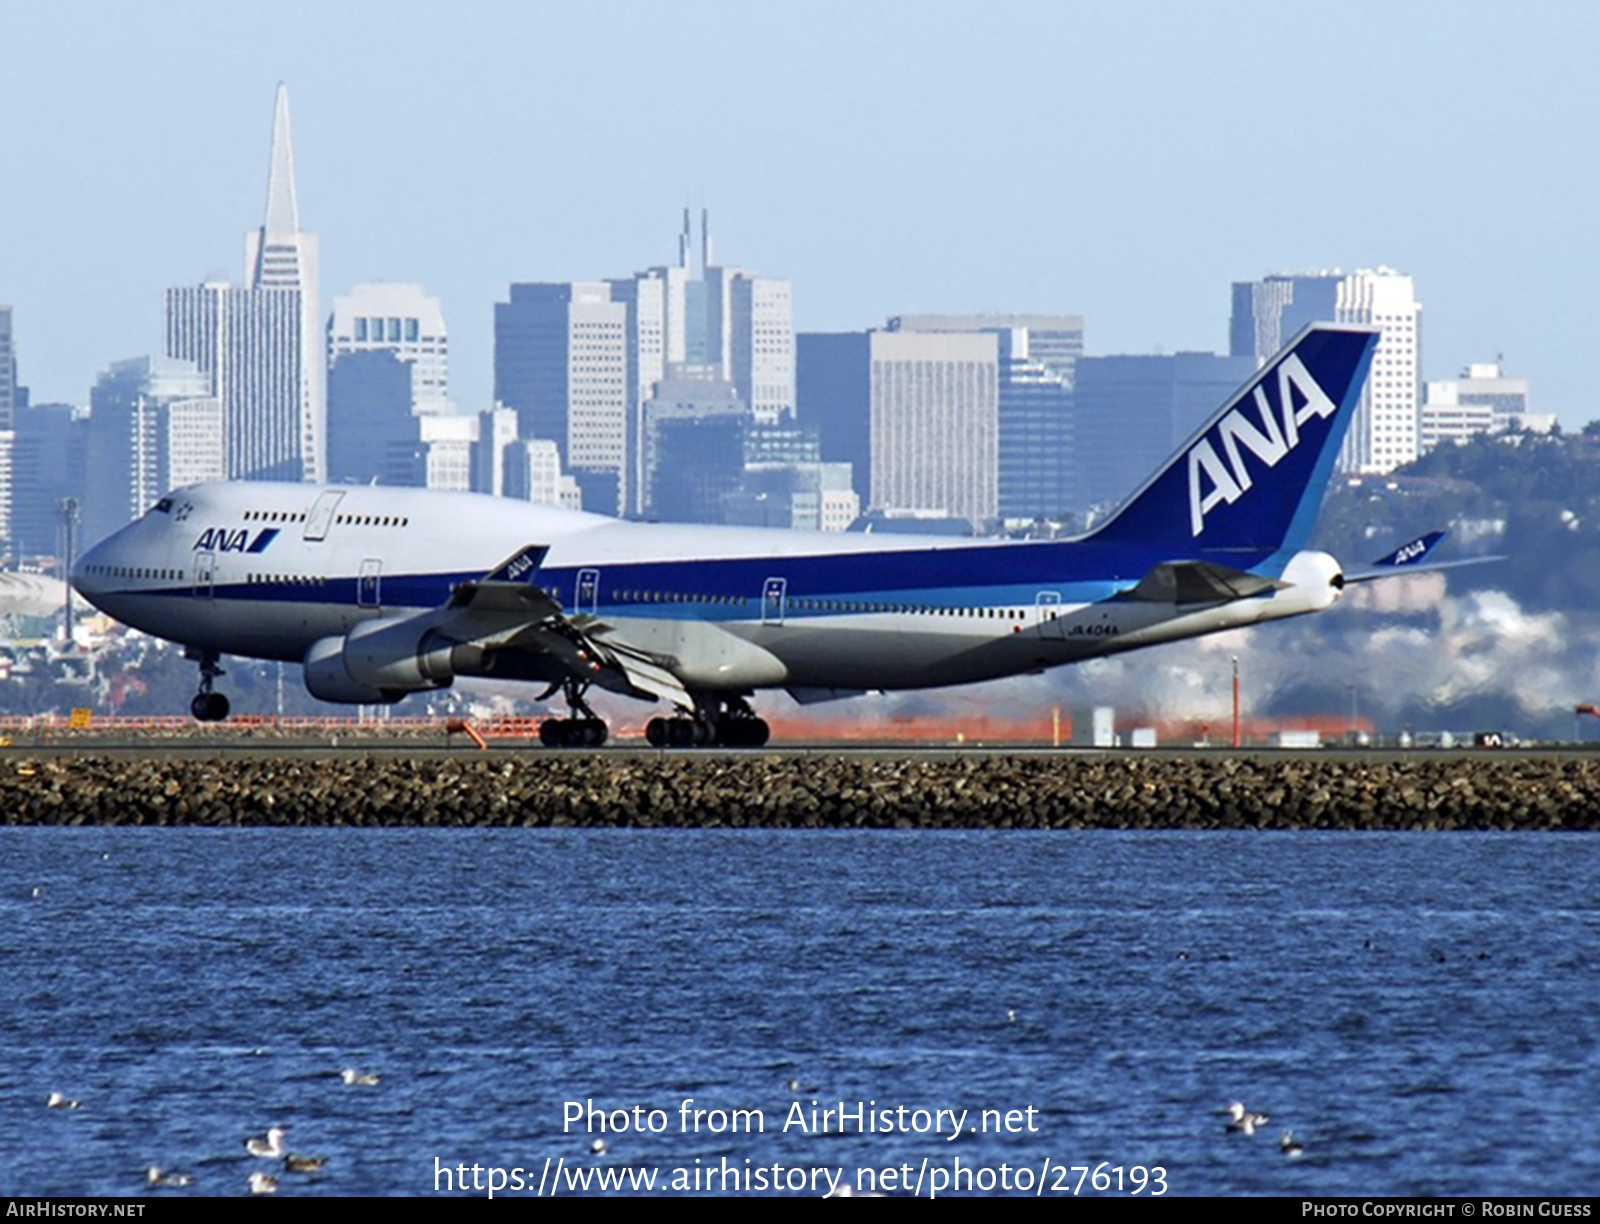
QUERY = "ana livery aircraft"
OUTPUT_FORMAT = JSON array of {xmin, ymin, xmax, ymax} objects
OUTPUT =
[{"xmin": 72, "ymin": 322, "xmax": 1442, "ymax": 747}]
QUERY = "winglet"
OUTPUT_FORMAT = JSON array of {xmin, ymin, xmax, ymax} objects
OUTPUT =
[
  {"xmin": 1085, "ymin": 323, "xmax": 1379, "ymax": 557},
  {"xmin": 482, "ymin": 545, "xmax": 549, "ymax": 584}
]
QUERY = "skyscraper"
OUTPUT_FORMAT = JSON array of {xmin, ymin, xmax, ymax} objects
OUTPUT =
[
  {"xmin": 327, "ymin": 283, "xmax": 450, "ymax": 413},
  {"xmin": 869, "ymin": 329, "xmax": 999, "ymax": 527},
  {"xmin": 1073, "ymin": 351, "xmax": 1258, "ymax": 514},
  {"xmin": 494, "ymin": 282, "xmax": 629, "ymax": 513},
  {"xmin": 1231, "ymin": 269, "xmax": 1421, "ymax": 474},
  {"xmin": 166, "ymin": 84, "xmax": 322, "ymax": 482},
  {"xmin": 887, "ymin": 315, "xmax": 1083, "ymax": 523},
  {"xmin": 0, "ymin": 306, "xmax": 17, "ymax": 430},
  {"xmin": 84, "ymin": 357, "xmax": 222, "ymax": 545},
  {"xmin": 0, "ymin": 306, "xmax": 17, "ymax": 552}
]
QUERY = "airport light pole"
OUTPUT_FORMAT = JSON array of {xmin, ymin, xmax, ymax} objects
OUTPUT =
[
  {"xmin": 57, "ymin": 498, "xmax": 80, "ymax": 650},
  {"xmin": 1232, "ymin": 656, "xmax": 1241, "ymax": 749}
]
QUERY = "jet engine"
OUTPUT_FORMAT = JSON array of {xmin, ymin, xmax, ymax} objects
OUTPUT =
[{"xmin": 301, "ymin": 619, "xmax": 491, "ymax": 705}]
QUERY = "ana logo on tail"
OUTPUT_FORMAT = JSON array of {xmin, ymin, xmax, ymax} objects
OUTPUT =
[{"xmin": 1187, "ymin": 353, "xmax": 1339, "ymax": 537}]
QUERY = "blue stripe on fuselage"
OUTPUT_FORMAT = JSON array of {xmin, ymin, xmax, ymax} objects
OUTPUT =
[{"xmin": 156, "ymin": 534, "xmax": 1286, "ymax": 620}]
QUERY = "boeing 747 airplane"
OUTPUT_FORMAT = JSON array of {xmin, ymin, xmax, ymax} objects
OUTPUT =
[{"xmin": 72, "ymin": 322, "xmax": 1442, "ymax": 747}]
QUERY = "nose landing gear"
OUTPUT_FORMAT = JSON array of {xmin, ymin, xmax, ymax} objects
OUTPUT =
[{"xmin": 186, "ymin": 648, "xmax": 231, "ymax": 722}]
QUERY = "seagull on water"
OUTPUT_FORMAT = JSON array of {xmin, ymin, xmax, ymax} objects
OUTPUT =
[
  {"xmin": 1225, "ymin": 1101, "xmax": 1269, "ymax": 1136},
  {"xmin": 46, "ymin": 1092, "xmax": 81, "ymax": 1109},
  {"xmin": 247, "ymin": 1172, "xmax": 278, "ymax": 1195},
  {"xmin": 284, "ymin": 1154, "xmax": 327, "ymax": 1173},
  {"xmin": 147, "ymin": 1166, "xmax": 193, "ymax": 1188},
  {"xmin": 245, "ymin": 1127, "xmax": 288, "ymax": 1158},
  {"xmin": 340, "ymin": 1067, "xmax": 381, "ymax": 1086},
  {"xmin": 1279, "ymin": 1131, "xmax": 1304, "ymax": 1158}
]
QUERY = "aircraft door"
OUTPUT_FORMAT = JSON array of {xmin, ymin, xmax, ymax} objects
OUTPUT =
[
  {"xmin": 304, "ymin": 491, "xmax": 345, "ymax": 542},
  {"xmin": 762, "ymin": 577, "xmax": 787, "ymax": 626},
  {"xmin": 194, "ymin": 551, "xmax": 216, "ymax": 600},
  {"xmin": 575, "ymin": 568, "xmax": 600, "ymax": 615},
  {"xmin": 1036, "ymin": 590, "xmax": 1064, "ymax": 639},
  {"xmin": 358, "ymin": 558, "xmax": 382, "ymax": 609}
]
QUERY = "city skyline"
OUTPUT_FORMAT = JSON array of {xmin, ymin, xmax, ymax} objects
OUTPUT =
[{"xmin": 4, "ymin": 2, "xmax": 1598, "ymax": 429}]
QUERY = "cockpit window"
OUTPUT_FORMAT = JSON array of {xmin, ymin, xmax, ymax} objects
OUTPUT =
[{"xmin": 150, "ymin": 498, "xmax": 174, "ymax": 515}]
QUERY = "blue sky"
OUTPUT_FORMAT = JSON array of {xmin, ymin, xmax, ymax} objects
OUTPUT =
[{"xmin": 4, "ymin": 0, "xmax": 1597, "ymax": 425}]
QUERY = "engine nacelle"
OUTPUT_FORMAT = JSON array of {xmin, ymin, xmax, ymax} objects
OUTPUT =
[
  {"xmin": 340, "ymin": 616, "xmax": 461, "ymax": 691},
  {"xmin": 302, "ymin": 635, "xmax": 406, "ymax": 705}
]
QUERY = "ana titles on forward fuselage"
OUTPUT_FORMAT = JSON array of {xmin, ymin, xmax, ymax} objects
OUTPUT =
[{"xmin": 73, "ymin": 324, "xmax": 1430, "ymax": 747}]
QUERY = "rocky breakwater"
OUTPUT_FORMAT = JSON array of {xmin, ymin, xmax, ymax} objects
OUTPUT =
[{"xmin": 2, "ymin": 753, "xmax": 1598, "ymax": 830}]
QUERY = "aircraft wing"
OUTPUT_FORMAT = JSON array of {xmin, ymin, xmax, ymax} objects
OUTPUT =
[{"xmin": 432, "ymin": 547, "xmax": 693, "ymax": 708}]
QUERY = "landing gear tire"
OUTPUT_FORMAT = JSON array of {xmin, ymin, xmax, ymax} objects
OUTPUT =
[
  {"xmin": 645, "ymin": 717, "xmax": 715, "ymax": 748},
  {"xmin": 191, "ymin": 692, "xmax": 230, "ymax": 722},
  {"xmin": 716, "ymin": 718, "xmax": 770, "ymax": 748},
  {"xmin": 187, "ymin": 649, "xmax": 230, "ymax": 723},
  {"xmin": 646, "ymin": 715, "xmax": 768, "ymax": 748},
  {"xmin": 539, "ymin": 718, "xmax": 608, "ymax": 748}
]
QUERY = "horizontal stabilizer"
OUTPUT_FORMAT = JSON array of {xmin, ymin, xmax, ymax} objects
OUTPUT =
[
  {"xmin": 1342, "ymin": 530, "xmax": 1506, "ymax": 583},
  {"xmin": 1122, "ymin": 560, "xmax": 1285, "ymax": 604},
  {"xmin": 1370, "ymin": 531, "xmax": 1447, "ymax": 568}
]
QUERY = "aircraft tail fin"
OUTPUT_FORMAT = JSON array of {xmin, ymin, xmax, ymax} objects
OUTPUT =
[{"xmin": 1085, "ymin": 323, "xmax": 1378, "ymax": 557}]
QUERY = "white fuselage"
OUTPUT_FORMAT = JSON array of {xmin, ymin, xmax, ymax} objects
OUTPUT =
[{"xmin": 72, "ymin": 482, "xmax": 1344, "ymax": 705}]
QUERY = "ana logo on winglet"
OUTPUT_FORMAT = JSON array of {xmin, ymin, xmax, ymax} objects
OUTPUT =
[{"xmin": 1187, "ymin": 352, "xmax": 1338, "ymax": 537}]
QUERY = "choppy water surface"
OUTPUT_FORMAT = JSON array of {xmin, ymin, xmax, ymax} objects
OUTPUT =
[{"xmin": 1, "ymin": 828, "xmax": 1595, "ymax": 1197}]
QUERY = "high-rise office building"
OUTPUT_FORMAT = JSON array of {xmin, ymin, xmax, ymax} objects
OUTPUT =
[
  {"xmin": 887, "ymin": 315, "xmax": 1083, "ymax": 524},
  {"xmin": 0, "ymin": 306, "xmax": 18, "ymax": 552},
  {"xmin": 1072, "ymin": 352, "xmax": 1257, "ymax": 514},
  {"xmin": 869, "ymin": 329, "xmax": 999, "ymax": 527},
  {"xmin": 10, "ymin": 402, "xmax": 88, "ymax": 560},
  {"xmin": 494, "ymin": 282, "xmax": 629, "ymax": 514},
  {"xmin": 496, "ymin": 212, "xmax": 794, "ymax": 518},
  {"xmin": 0, "ymin": 306, "xmax": 17, "ymax": 430},
  {"xmin": 327, "ymin": 283, "xmax": 449, "ymax": 413},
  {"xmin": 166, "ymin": 84, "xmax": 322, "ymax": 482},
  {"xmin": 797, "ymin": 332, "xmax": 872, "ymax": 506},
  {"xmin": 83, "ymin": 357, "xmax": 223, "ymax": 545},
  {"xmin": 1230, "ymin": 269, "xmax": 1421, "ymax": 474},
  {"xmin": 325, "ymin": 350, "xmax": 424, "ymax": 487}
]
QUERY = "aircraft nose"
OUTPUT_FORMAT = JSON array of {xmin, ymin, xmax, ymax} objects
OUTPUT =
[{"xmin": 71, "ymin": 535, "xmax": 114, "ymax": 603}]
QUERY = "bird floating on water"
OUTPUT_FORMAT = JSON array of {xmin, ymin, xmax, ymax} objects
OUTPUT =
[
  {"xmin": 1279, "ymin": 1131, "xmax": 1304, "ymax": 1158},
  {"xmin": 284, "ymin": 1154, "xmax": 327, "ymax": 1173},
  {"xmin": 340, "ymin": 1068, "xmax": 381, "ymax": 1086},
  {"xmin": 1225, "ymin": 1101, "xmax": 1269, "ymax": 1136},
  {"xmin": 46, "ymin": 1092, "xmax": 81, "ymax": 1109},
  {"xmin": 247, "ymin": 1172, "xmax": 278, "ymax": 1195},
  {"xmin": 147, "ymin": 1166, "xmax": 193, "ymax": 1188},
  {"xmin": 245, "ymin": 1127, "xmax": 288, "ymax": 1158}
]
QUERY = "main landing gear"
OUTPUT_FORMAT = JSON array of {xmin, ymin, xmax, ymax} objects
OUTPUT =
[
  {"xmin": 645, "ymin": 696, "xmax": 770, "ymax": 749},
  {"xmin": 187, "ymin": 648, "xmax": 230, "ymax": 722},
  {"xmin": 538, "ymin": 678, "xmax": 609, "ymax": 748}
]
